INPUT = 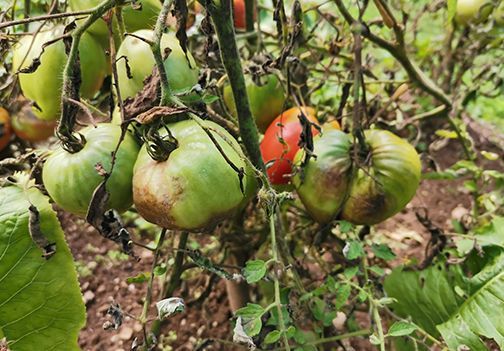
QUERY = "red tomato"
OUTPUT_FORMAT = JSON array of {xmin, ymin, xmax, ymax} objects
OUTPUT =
[
  {"xmin": 234, "ymin": 0, "xmax": 256, "ymax": 29},
  {"xmin": 0, "ymin": 107, "xmax": 12, "ymax": 151},
  {"xmin": 260, "ymin": 107, "xmax": 340, "ymax": 185}
]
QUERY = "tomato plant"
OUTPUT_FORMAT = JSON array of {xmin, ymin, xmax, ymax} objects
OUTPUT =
[
  {"xmin": 116, "ymin": 30, "xmax": 199, "ymax": 101},
  {"xmin": 260, "ymin": 106, "xmax": 340, "ymax": 185},
  {"xmin": 133, "ymin": 119, "xmax": 256, "ymax": 231},
  {"xmin": 293, "ymin": 129, "xmax": 421, "ymax": 225},
  {"xmin": 0, "ymin": 107, "xmax": 12, "ymax": 151},
  {"xmin": 12, "ymin": 26, "xmax": 107, "ymax": 121},
  {"xmin": 11, "ymin": 106, "xmax": 56, "ymax": 142},
  {"xmin": 42, "ymin": 124, "xmax": 140, "ymax": 217},
  {"xmin": 223, "ymin": 74, "xmax": 286, "ymax": 132}
]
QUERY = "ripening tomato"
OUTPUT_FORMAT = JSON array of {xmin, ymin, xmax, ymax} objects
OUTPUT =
[
  {"xmin": 115, "ymin": 30, "xmax": 199, "ymax": 102},
  {"xmin": 0, "ymin": 107, "xmax": 12, "ymax": 151},
  {"xmin": 233, "ymin": 0, "xmax": 246, "ymax": 29},
  {"xmin": 455, "ymin": 0, "xmax": 493, "ymax": 25},
  {"xmin": 293, "ymin": 129, "xmax": 421, "ymax": 225},
  {"xmin": 11, "ymin": 106, "xmax": 56, "ymax": 142},
  {"xmin": 42, "ymin": 123, "xmax": 140, "ymax": 217},
  {"xmin": 223, "ymin": 74, "xmax": 286, "ymax": 132},
  {"xmin": 12, "ymin": 26, "xmax": 107, "ymax": 121},
  {"xmin": 133, "ymin": 119, "xmax": 257, "ymax": 231},
  {"xmin": 68, "ymin": 0, "xmax": 161, "ymax": 47},
  {"xmin": 260, "ymin": 107, "xmax": 340, "ymax": 185}
]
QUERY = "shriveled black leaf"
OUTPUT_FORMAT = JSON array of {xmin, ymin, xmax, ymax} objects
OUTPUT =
[{"xmin": 28, "ymin": 204, "xmax": 56, "ymax": 259}]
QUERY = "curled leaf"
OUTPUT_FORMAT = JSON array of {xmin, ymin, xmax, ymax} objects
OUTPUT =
[{"xmin": 156, "ymin": 297, "xmax": 185, "ymax": 320}]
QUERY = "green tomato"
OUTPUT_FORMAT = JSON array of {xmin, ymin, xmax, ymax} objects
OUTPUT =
[
  {"xmin": 494, "ymin": 1, "xmax": 504, "ymax": 25},
  {"xmin": 13, "ymin": 26, "xmax": 107, "ymax": 121},
  {"xmin": 115, "ymin": 30, "xmax": 199, "ymax": 102},
  {"xmin": 68, "ymin": 0, "xmax": 161, "ymax": 47},
  {"xmin": 293, "ymin": 130, "xmax": 352, "ymax": 224},
  {"xmin": 293, "ymin": 129, "xmax": 421, "ymax": 225},
  {"xmin": 341, "ymin": 130, "xmax": 421, "ymax": 225},
  {"xmin": 133, "ymin": 119, "xmax": 257, "ymax": 231},
  {"xmin": 42, "ymin": 123, "xmax": 140, "ymax": 217},
  {"xmin": 455, "ymin": 0, "xmax": 494, "ymax": 25},
  {"xmin": 223, "ymin": 74, "xmax": 286, "ymax": 132}
]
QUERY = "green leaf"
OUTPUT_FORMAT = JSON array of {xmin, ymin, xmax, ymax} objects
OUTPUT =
[
  {"xmin": 388, "ymin": 321, "xmax": 418, "ymax": 337},
  {"xmin": 435, "ymin": 129, "xmax": 458, "ymax": 139},
  {"xmin": 264, "ymin": 330, "xmax": 282, "ymax": 344},
  {"xmin": 447, "ymin": 0, "xmax": 457, "ymax": 25},
  {"xmin": 457, "ymin": 217, "xmax": 504, "ymax": 255},
  {"xmin": 371, "ymin": 244, "xmax": 396, "ymax": 261},
  {"xmin": 243, "ymin": 259, "xmax": 267, "ymax": 284},
  {"xmin": 343, "ymin": 266, "xmax": 359, "ymax": 279},
  {"xmin": 481, "ymin": 150, "xmax": 499, "ymax": 161},
  {"xmin": 338, "ymin": 220, "xmax": 353, "ymax": 233},
  {"xmin": 343, "ymin": 240, "xmax": 364, "ymax": 260},
  {"xmin": 153, "ymin": 264, "xmax": 167, "ymax": 276},
  {"xmin": 383, "ymin": 263, "xmax": 463, "ymax": 336},
  {"xmin": 201, "ymin": 94, "xmax": 219, "ymax": 104},
  {"xmin": 334, "ymin": 283, "xmax": 351, "ymax": 310},
  {"xmin": 0, "ymin": 177, "xmax": 85, "ymax": 351},
  {"xmin": 437, "ymin": 269, "xmax": 504, "ymax": 350},
  {"xmin": 126, "ymin": 272, "xmax": 151, "ymax": 284}
]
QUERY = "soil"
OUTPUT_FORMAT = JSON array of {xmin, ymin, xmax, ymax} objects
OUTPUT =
[{"xmin": 63, "ymin": 122, "xmax": 502, "ymax": 351}]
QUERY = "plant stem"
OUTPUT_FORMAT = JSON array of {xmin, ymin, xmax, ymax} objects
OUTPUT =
[
  {"xmin": 372, "ymin": 301, "xmax": 386, "ymax": 351},
  {"xmin": 152, "ymin": 0, "xmax": 176, "ymax": 106},
  {"xmin": 140, "ymin": 228, "xmax": 167, "ymax": 348},
  {"xmin": 58, "ymin": 0, "xmax": 120, "ymax": 151},
  {"xmin": 151, "ymin": 231, "xmax": 189, "ymax": 337},
  {"xmin": 207, "ymin": 0, "xmax": 265, "ymax": 171},
  {"xmin": 269, "ymin": 208, "xmax": 291, "ymax": 351}
]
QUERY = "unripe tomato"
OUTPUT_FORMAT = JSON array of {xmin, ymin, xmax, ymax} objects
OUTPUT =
[
  {"xmin": 42, "ymin": 123, "xmax": 140, "ymax": 217},
  {"xmin": 494, "ymin": 1, "xmax": 504, "ymax": 25},
  {"xmin": 223, "ymin": 74, "xmax": 286, "ymax": 132},
  {"xmin": 293, "ymin": 129, "xmax": 421, "ymax": 225},
  {"xmin": 115, "ymin": 30, "xmax": 199, "ymax": 102},
  {"xmin": 68, "ymin": 0, "xmax": 161, "ymax": 47},
  {"xmin": 455, "ymin": 0, "xmax": 493, "ymax": 25},
  {"xmin": 0, "ymin": 107, "xmax": 12, "ymax": 151},
  {"xmin": 260, "ymin": 107, "xmax": 340, "ymax": 185},
  {"xmin": 13, "ymin": 26, "xmax": 107, "ymax": 121},
  {"xmin": 11, "ymin": 106, "xmax": 56, "ymax": 142},
  {"xmin": 133, "ymin": 119, "xmax": 257, "ymax": 231}
]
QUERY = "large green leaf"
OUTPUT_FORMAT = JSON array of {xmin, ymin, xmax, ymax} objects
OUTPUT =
[
  {"xmin": 0, "ymin": 176, "xmax": 85, "ymax": 351},
  {"xmin": 437, "ymin": 255, "xmax": 504, "ymax": 351},
  {"xmin": 383, "ymin": 262, "xmax": 464, "ymax": 337}
]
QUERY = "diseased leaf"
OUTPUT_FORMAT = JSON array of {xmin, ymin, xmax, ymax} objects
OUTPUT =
[
  {"xmin": 0, "ymin": 175, "xmax": 85, "ymax": 351},
  {"xmin": 343, "ymin": 240, "xmax": 364, "ymax": 260},
  {"xmin": 156, "ymin": 297, "xmax": 185, "ymax": 320},
  {"xmin": 233, "ymin": 317, "xmax": 256, "ymax": 349}
]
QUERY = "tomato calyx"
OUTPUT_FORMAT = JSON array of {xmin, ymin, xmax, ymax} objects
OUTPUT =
[
  {"xmin": 142, "ymin": 123, "xmax": 179, "ymax": 162},
  {"xmin": 57, "ymin": 130, "xmax": 87, "ymax": 154}
]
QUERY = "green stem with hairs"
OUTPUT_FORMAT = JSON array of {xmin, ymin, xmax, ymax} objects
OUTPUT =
[{"xmin": 207, "ymin": 0, "xmax": 265, "ymax": 171}]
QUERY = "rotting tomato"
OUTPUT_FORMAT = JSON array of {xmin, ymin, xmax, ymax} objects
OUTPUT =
[
  {"xmin": 260, "ymin": 107, "xmax": 340, "ymax": 186},
  {"xmin": 133, "ymin": 119, "xmax": 257, "ymax": 231},
  {"xmin": 115, "ymin": 30, "xmax": 199, "ymax": 102},
  {"xmin": 0, "ymin": 107, "xmax": 12, "ymax": 152},
  {"xmin": 223, "ymin": 74, "xmax": 286, "ymax": 132},
  {"xmin": 293, "ymin": 129, "xmax": 421, "ymax": 225},
  {"xmin": 68, "ymin": 0, "xmax": 161, "ymax": 47},
  {"xmin": 11, "ymin": 105, "xmax": 56, "ymax": 142},
  {"xmin": 12, "ymin": 26, "xmax": 107, "ymax": 121},
  {"xmin": 42, "ymin": 123, "xmax": 140, "ymax": 217}
]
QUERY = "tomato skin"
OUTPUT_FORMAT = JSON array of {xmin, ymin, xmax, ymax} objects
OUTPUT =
[
  {"xmin": 455, "ymin": 0, "xmax": 493, "ymax": 24},
  {"xmin": 133, "ymin": 119, "xmax": 256, "ymax": 231},
  {"xmin": 116, "ymin": 30, "xmax": 199, "ymax": 101},
  {"xmin": 233, "ymin": 0, "xmax": 247, "ymax": 29},
  {"xmin": 68, "ymin": 0, "xmax": 161, "ymax": 47},
  {"xmin": 12, "ymin": 26, "xmax": 107, "ymax": 121},
  {"xmin": 223, "ymin": 74, "xmax": 286, "ymax": 132},
  {"xmin": 0, "ymin": 107, "xmax": 12, "ymax": 151},
  {"xmin": 293, "ymin": 129, "xmax": 421, "ymax": 225},
  {"xmin": 293, "ymin": 130, "xmax": 352, "ymax": 223},
  {"xmin": 42, "ymin": 123, "xmax": 140, "ymax": 217},
  {"xmin": 11, "ymin": 106, "xmax": 56, "ymax": 142},
  {"xmin": 260, "ymin": 107, "xmax": 340, "ymax": 185},
  {"xmin": 341, "ymin": 130, "xmax": 421, "ymax": 224}
]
